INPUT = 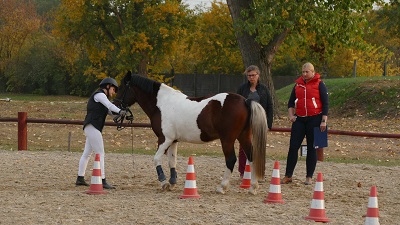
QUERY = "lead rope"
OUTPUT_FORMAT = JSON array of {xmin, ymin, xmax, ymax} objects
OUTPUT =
[
  {"xmin": 131, "ymin": 125, "xmax": 135, "ymax": 173},
  {"xmin": 113, "ymin": 107, "xmax": 135, "ymax": 173}
]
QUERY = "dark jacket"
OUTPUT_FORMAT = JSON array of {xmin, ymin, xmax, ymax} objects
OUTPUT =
[
  {"xmin": 83, "ymin": 90, "xmax": 109, "ymax": 132},
  {"xmin": 237, "ymin": 82, "xmax": 274, "ymax": 129}
]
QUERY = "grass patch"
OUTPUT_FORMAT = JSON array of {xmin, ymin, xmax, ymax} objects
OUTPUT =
[
  {"xmin": 323, "ymin": 157, "xmax": 400, "ymax": 167},
  {"xmin": 0, "ymin": 94, "xmax": 86, "ymax": 102}
]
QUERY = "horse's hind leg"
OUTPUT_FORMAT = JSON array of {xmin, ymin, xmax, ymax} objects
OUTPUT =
[
  {"xmin": 238, "ymin": 132, "xmax": 259, "ymax": 195},
  {"xmin": 248, "ymin": 162, "xmax": 260, "ymax": 195},
  {"xmin": 167, "ymin": 142, "xmax": 178, "ymax": 190},
  {"xmin": 216, "ymin": 140, "xmax": 236, "ymax": 194}
]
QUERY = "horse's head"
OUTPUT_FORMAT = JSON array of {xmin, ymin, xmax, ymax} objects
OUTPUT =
[{"xmin": 113, "ymin": 71, "xmax": 137, "ymax": 108}]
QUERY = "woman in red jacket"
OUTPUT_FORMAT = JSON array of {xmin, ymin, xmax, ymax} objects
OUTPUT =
[{"xmin": 281, "ymin": 62, "xmax": 328, "ymax": 185}]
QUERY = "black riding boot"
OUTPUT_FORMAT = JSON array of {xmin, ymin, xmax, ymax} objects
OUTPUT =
[
  {"xmin": 75, "ymin": 176, "xmax": 89, "ymax": 186},
  {"xmin": 102, "ymin": 178, "xmax": 115, "ymax": 189}
]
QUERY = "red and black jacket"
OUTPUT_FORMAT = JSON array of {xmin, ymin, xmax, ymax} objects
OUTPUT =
[{"xmin": 288, "ymin": 73, "xmax": 329, "ymax": 117}]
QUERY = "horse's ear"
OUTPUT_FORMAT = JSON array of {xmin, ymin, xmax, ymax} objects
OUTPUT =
[
  {"xmin": 124, "ymin": 71, "xmax": 132, "ymax": 83},
  {"xmin": 126, "ymin": 71, "xmax": 132, "ymax": 78}
]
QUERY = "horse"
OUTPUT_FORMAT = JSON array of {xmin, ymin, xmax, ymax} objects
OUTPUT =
[{"xmin": 114, "ymin": 71, "xmax": 268, "ymax": 195}]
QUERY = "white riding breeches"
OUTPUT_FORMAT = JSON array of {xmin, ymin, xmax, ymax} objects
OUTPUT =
[{"xmin": 78, "ymin": 124, "xmax": 106, "ymax": 179}]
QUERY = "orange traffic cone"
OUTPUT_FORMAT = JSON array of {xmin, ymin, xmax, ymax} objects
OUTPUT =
[
  {"xmin": 240, "ymin": 159, "xmax": 251, "ymax": 189},
  {"xmin": 179, "ymin": 156, "xmax": 200, "ymax": 199},
  {"xmin": 264, "ymin": 161, "xmax": 284, "ymax": 204},
  {"xmin": 364, "ymin": 186, "xmax": 379, "ymax": 225},
  {"xmin": 85, "ymin": 154, "xmax": 107, "ymax": 195},
  {"xmin": 305, "ymin": 172, "xmax": 329, "ymax": 223}
]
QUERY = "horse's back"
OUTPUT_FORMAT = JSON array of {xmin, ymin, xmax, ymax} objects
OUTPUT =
[{"xmin": 194, "ymin": 93, "xmax": 249, "ymax": 142}]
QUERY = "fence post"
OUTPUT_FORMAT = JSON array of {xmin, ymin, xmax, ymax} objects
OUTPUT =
[
  {"xmin": 352, "ymin": 60, "xmax": 357, "ymax": 77},
  {"xmin": 194, "ymin": 73, "xmax": 197, "ymax": 97},
  {"xmin": 383, "ymin": 61, "xmax": 387, "ymax": 76},
  {"xmin": 18, "ymin": 112, "xmax": 27, "ymax": 150},
  {"xmin": 68, "ymin": 131, "xmax": 72, "ymax": 152}
]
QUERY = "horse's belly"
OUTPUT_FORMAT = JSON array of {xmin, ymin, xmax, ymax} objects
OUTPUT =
[
  {"xmin": 176, "ymin": 131, "xmax": 205, "ymax": 144},
  {"xmin": 178, "ymin": 137, "xmax": 205, "ymax": 144}
]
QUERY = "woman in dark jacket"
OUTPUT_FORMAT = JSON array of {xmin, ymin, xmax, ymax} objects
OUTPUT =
[{"xmin": 237, "ymin": 65, "xmax": 273, "ymax": 177}]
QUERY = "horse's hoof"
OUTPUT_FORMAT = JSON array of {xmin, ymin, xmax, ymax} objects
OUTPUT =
[
  {"xmin": 161, "ymin": 180, "xmax": 170, "ymax": 191},
  {"xmin": 216, "ymin": 187, "xmax": 225, "ymax": 194},
  {"xmin": 168, "ymin": 184, "xmax": 176, "ymax": 191},
  {"xmin": 248, "ymin": 188, "xmax": 257, "ymax": 195}
]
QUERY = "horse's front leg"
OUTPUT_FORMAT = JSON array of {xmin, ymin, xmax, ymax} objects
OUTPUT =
[
  {"xmin": 248, "ymin": 162, "xmax": 259, "ymax": 195},
  {"xmin": 216, "ymin": 152, "xmax": 236, "ymax": 194},
  {"xmin": 154, "ymin": 141, "xmax": 172, "ymax": 190},
  {"xmin": 167, "ymin": 142, "xmax": 178, "ymax": 190}
]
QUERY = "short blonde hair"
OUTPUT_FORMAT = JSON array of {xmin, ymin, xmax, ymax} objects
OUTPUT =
[{"xmin": 302, "ymin": 62, "xmax": 314, "ymax": 72}]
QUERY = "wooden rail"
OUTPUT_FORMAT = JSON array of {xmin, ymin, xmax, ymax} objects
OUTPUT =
[{"xmin": 0, "ymin": 112, "xmax": 399, "ymax": 150}]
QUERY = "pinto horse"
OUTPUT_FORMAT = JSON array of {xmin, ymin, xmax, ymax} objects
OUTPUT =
[{"xmin": 114, "ymin": 72, "xmax": 268, "ymax": 194}]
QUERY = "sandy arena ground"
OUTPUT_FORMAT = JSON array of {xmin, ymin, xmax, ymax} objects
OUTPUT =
[{"xmin": 0, "ymin": 149, "xmax": 399, "ymax": 225}]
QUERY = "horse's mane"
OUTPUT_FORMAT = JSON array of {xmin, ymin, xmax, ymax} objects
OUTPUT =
[
  {"xmin": 187, "ymin": 95, "xmax": 211, "ymax": 102},
  {"xmin": 130, "ymin": 74, "xmax": 160, "ymax": 94}
]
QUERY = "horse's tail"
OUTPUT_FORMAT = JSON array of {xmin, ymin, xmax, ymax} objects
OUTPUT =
[{"xmin": 249, "ymin": 100, "xmax": 268, "ymax": 180}]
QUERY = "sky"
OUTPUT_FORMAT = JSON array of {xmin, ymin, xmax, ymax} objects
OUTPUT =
[
  {"xmin": 183, "ymin": 0, "xmax": 211, "ymax": 8},
  {"xmin": 182, "ymin": 0, "xmax": 226, "ymax": 9},
  {"xmin": 183, "ymin": 1, "xmax": 388, "ymax": 10}
]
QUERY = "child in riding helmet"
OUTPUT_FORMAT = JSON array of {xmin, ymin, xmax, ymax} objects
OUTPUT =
[{"xmin": 75, "ymin": 77, "xmax": 126, "ymax": 189}]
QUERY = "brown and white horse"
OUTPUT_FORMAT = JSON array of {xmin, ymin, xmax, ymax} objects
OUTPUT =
[{"xmin": 114, "ymin": 72, "xmax": 268, "ymax": 194}]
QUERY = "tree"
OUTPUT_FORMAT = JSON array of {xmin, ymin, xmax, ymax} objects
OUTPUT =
[
  {"xmin": 150, "ymin": 2, "xmax": 243, "ymax": 76},
  {"xmin": 0, "ymin": 0, "xmax": 40, "ymax": 91},
  {"xmin": 227, "ymin": 0, "xmax": 381, "ymax": 115},
  {"xmin": 53, "ymin": 0, "xmax": 187, "ymax": 79},
  {"xmin": 365, "ymin": 1, "xmax": 400, "ymax": 76},
  {"xmin": 7, "ymin": 35, "xmax": 67, "ymax": 94},
  {"xmin": 183, "ymin": 2, "xmax": 243, "ymax": 75}
]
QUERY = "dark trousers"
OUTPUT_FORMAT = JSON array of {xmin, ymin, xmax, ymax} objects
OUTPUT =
[
  {"xmin": 284, "ymin": 114, "xmax": 322, "ymax": 178},
  {"xmin": 238, "ymin": 145, "xmax": 246, "ymax": 176}
]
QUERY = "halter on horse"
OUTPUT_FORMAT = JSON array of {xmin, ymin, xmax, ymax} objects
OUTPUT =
[{"xmin": 114, "ymin": 71, "xmax": 268, "ymax": 195}]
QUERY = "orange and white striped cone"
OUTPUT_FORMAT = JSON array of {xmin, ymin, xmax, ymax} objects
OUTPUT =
[
  {"xmin": 179, "ymin": 156, "xmax": 200, "ymax": 199},
  {"xmin": 85, "ymin": 154, "xmax": 107, "ymax": 195},
  {"xmin": 364, "ymin": 186, "xmax": 379, "ymax": 225},
  {"xmin": 239, "ymin": 159, "xmax": 251, "ymax": 189},
  {"xmin": 305, "ymin": 172, "xmax": 329, "ymax": 223},
  {"xmin": 264, "ymin": 161, "xmax": 284, "ymax": 204}
]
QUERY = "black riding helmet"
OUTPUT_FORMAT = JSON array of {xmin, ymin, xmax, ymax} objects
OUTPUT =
[{"xmin": 99, "ymin": 77, "xmax": 118, "ymax": 93}]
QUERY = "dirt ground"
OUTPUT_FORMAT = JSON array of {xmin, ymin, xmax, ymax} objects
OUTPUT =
[
  {"xmin": 0, "ymin": 150, "xmax": 399, "ymax": 225},
  {"xmin": 0, "ymin": 99, "xmax": 399, "ymax": 224}
]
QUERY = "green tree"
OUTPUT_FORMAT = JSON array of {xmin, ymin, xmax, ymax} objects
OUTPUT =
[
  {"xmin": 150, "ymin": 2, "xmax": 243, "ymax": 75},
  {"xmin": 0, "ymin": 0, "xmax": 40, "ymax": 92},
  {"xmin": 54, "ymin": 0, "xmax": 187, "ymax": 79},
  {"xmin": 364, "ymin": 1, "xmax": 400, "ymax": 76},
  {"xmin": 7, "ymin": 35, "xmax": 67, "ymax": 94},
  {"xmin": 183, "ymin": 2, "xmax": 243, "ymax": 75},
  {"xmin": 227, "ymin": 0, "xmax": 382, "ymax": 115}
]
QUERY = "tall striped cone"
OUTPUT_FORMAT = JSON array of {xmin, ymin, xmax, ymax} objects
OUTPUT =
[
  {"xmin": 239, "ymin": 159, "xmax": 251, "ymax": 189},
  {"xmin": 85, "ymin": 154, "xmax": 107, "ymax": 195},
  {"xmin": 264, "ymin": 161, "xmax": 284, "ymax": 204},
  {"xmin": 179, "ymin": 156, "xmax": 200, "ymax": 199},
  {"xmin": 364, "ymin": 186, "xmax": 380, "ymax": 225},
  {"xmin": 305, "ymin": 172, "xmax": 329, "ymax": 222}
]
